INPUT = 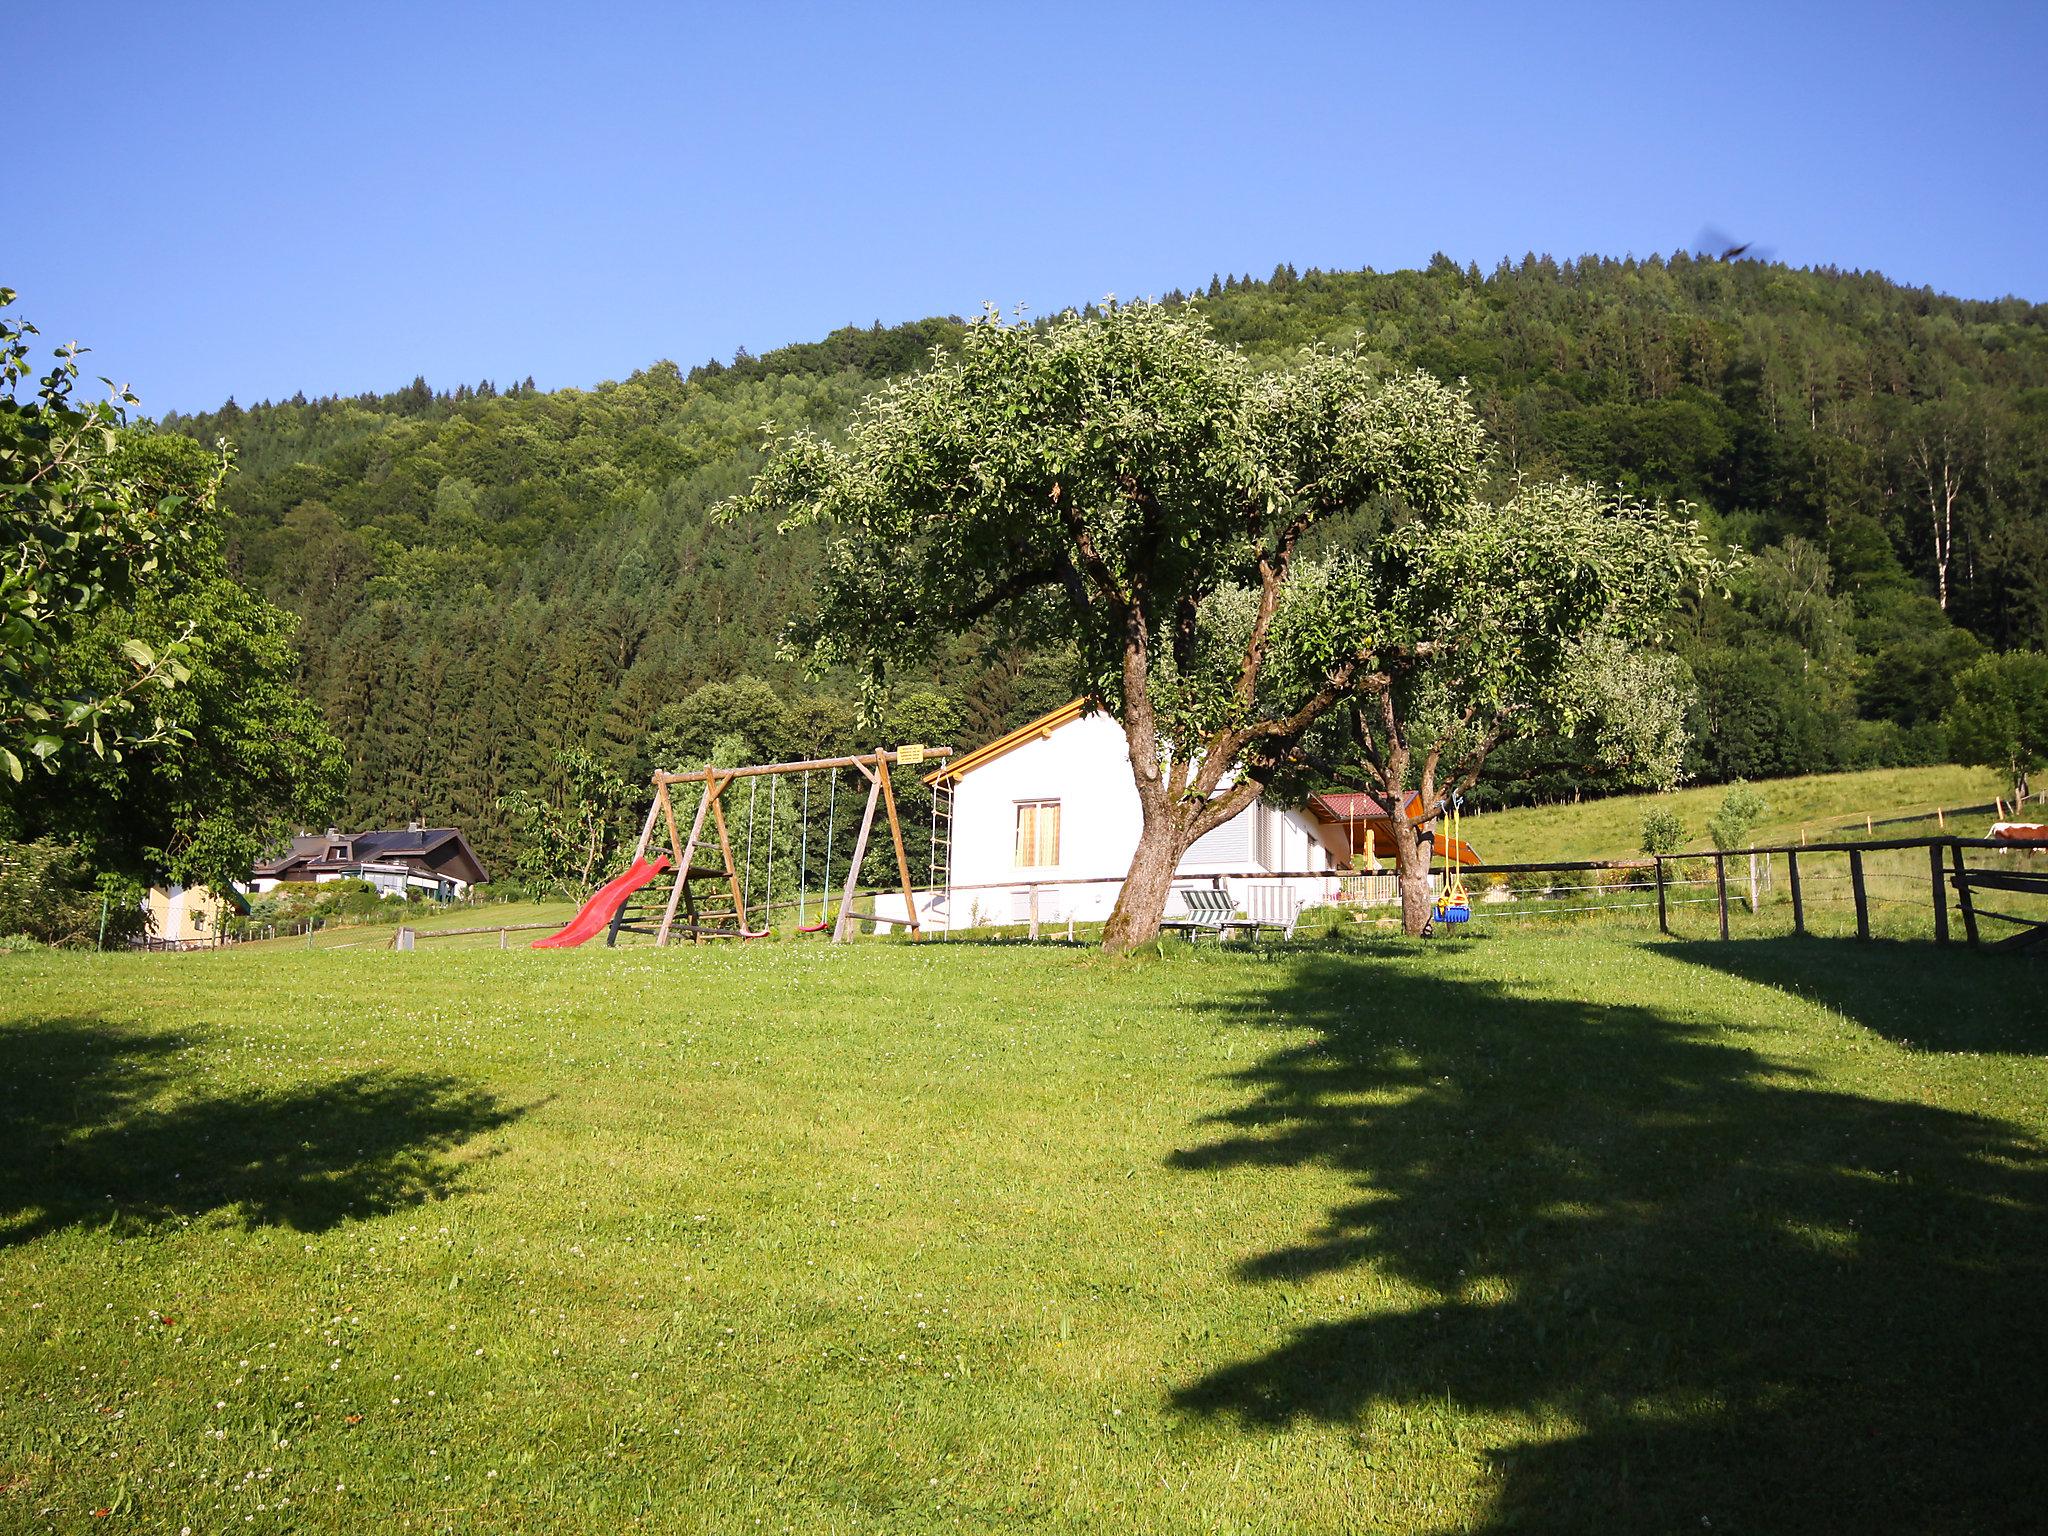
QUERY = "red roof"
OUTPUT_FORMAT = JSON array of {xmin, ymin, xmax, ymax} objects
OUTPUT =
[{"xmin": 1309, "ymin": 790, "xmax": 1422, "ymax": 821}]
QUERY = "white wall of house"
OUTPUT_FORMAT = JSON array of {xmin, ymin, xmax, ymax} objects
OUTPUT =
[
  {"xmin": 249, "ymin": 866, "xmax": 468, "ymax": 900},
  {"xmin": 876, "ymin": 711, "xmax": 1339, "ymax": 933}
]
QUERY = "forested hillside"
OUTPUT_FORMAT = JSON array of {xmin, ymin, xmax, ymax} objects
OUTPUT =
[{"xmin": 163, "ymin": 254, "xmax": 2048, "ymax": 873}]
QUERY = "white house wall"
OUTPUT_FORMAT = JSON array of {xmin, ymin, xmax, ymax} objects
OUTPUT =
[{"xmin": 880, "ymin": 712, "xmax": 1337, "ymax": 933}]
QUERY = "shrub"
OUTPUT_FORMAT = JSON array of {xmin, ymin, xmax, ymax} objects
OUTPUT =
[
  {"xmin": 0, "ymin": 840, "xmax": 96, "ymax": 945},
  {"xmin": 1707, "ymin": 780, "xmax": 1770, "ymax": 850},
  {"xmin": 0, "ymin": 841, "xmax": 147, "ymax": 947},
  {"xmin": 1640, "ymin": 808, "xmax": 1685, "ymax": 855}
]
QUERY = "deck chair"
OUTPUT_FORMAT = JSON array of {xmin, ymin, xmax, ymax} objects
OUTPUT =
[
  {"xmin": 1239, "ymin": 884, "xmax": 1304, "ymax": 940},
  {"xmin": 1159, "ymin": 886, "xmax": 1237, "ymax": 941}
]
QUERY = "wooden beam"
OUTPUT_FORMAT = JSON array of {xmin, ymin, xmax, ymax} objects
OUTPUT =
[
  {"xmin": 708, "ymin": 775, "xmax": 748, "ymax": 936},
  {"xmin": 1850, "ymin": 848, "xmax": 1869, "ymax": 941},
  {"xmin": 1947, "ymin": 869, "xmax": 2048, "ymax": 896},
  {"xmin": 1788, "ymin": 849, "xmax": 1804, "ymax": 936},
  {"xmin": 1715, "ymin": 853, "xmax": 1729, "ymax": 940},
  {"xmin": 631, "ymin": 794, "xmax": 661, "ymax": 862},
  {"xmin": 653, "ymin": 748, "xmax": 954, "ymax": 787},
  {"xmin": 1951, "ymin": 841, "xmax": 1980, "ymax": 947},
  {"xmin": 876, "ymin": 752, "xmax": 921, "ymax": 940},
  {"xmin": 656, "ymin": 778, "xmax": 713, "ymax": 947},
  {"xmin": 1930, "ymin": 841, "xmax": 1949, "ymax": 944},
  {"xmin": 833, "ymin": 771, "xmax": 884, "ymax": 944},
  {"xmin": 1654, "ymin": 857, "xmax": 1668, "ymax": 935}
]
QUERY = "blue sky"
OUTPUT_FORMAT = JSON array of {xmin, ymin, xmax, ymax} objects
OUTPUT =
[{"xmin": 18, "ymin": 2, "xmax": 2048, "ymax": 414}]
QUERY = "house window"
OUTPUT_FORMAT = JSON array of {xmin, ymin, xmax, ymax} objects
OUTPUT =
[{"xmin": 1014, "ymin": 801, "xmax": 1061, "ymax": 868}]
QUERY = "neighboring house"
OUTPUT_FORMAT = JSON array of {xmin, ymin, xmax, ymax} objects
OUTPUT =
[
  {"xmin": 877, "ymin": 700, "xmax": 1342, "ymax": 933},
  {"xmin": 250, "ymin": 822, "xmax": 489, "ymax": 901},
  {"xmin": 144, "ymin": 884, "xmax": 247, "ymax": 947}
]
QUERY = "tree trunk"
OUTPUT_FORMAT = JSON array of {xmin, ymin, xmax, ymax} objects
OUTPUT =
[
  {"xmin": 1385, "ymin": 811, "xmax": 1436, "ymax": 936},
  {"xmin": 1102, "ymin": 817, "xmax": 1189, "ymax": 951}
]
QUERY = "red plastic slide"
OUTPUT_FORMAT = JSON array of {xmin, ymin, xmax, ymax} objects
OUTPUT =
[{"xmin": 531, "ymin": 856, "xmax": 670, "ymax": 948}]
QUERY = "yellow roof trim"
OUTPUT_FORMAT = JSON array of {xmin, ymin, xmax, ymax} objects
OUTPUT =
[{"xmin": 923, "ymin": 698, "xmax": 1090, "ymax": 785}]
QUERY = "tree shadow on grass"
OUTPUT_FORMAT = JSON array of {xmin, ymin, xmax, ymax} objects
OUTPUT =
[
  {"xmin": 1663, "ymin": 935, "xmax": 2048, "ymax": 1055},
  {"xmin": 1, "ymin": 1015, "xmax": 533, "ymax": 1247},
  {"xmin": 1167, "ymin": 954, "xmax": 2048, "ymax": 1533}
]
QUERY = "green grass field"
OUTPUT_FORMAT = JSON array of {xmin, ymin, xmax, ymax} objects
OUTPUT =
[
  {"xmin": 4, "ymin": 932, "xmax": 2044, "ymax": 1534},
  {"xmin": 1464, "ymin": 763, "xmax": 2007, "ymax": 865}
]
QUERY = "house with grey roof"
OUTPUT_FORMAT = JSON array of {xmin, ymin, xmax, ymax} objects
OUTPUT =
[{"xmin": 249, "ymin": 821, "xmax": 489, "ymax": 901}]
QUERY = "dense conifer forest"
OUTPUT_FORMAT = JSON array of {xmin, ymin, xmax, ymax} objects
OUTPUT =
[{"xmin": 163, "ymin": 253, "xmax": 2048, "ymax": 873}]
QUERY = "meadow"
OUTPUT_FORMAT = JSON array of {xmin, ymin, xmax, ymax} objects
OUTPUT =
[
  {"xmin": 1463, "ymin": 763, "xmax": 2006, "ymax": 864},
  {"xmin": 3, "ymin": 930, "xmax": 2044, "ymax": 1533}
]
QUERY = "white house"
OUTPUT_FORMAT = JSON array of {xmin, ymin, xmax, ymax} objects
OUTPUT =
[
  {"xmin": 876, "ymin": 699, "xmax": 1346, "ymax": 934},
  {"xmin": 248, "ymin": 824, "xmax": 489, "ymax": 901}
]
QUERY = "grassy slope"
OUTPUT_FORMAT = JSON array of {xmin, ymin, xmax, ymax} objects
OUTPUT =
[
  {"xmin": 1465, "ymin": 763, "xmax": 2004, "ymax": 865},
  {"xmin": 4, "ymin": 933, "xmax": 2044, "ymax": 1534},
  {"xmin": 238, "ymin": 900, "xmax": 583, "ymax": 951}
]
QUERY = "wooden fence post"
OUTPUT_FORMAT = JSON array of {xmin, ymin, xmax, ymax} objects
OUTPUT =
[
  {"xmin": 1029, "ymin": 884, "xmax": 1040, "ymax": 940},
  {"xmin": 1788, "ymin": 850, "xmax": 1804, "ymax": 936},
  {"xmin": 1654, "ymin": 858, "xmax": 1668, "ymax": 935},
  {"xmin": 1929, "ymin": 841, "xmax": 1949, "ymax": 944},
  {"xmin": 1950, "ymin": 841, "xmax": 1980, "ymax": 947},
  {"xmin": 1850, "ymin": 849, "xmax": 1869, "ymax": 941},
  {"xmin": 1715, "ymin": 854, "xmax": 1729, "ymax": 940}
]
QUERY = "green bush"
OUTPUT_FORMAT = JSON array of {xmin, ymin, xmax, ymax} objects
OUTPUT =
[
  {"xmin": 1707, "ymin": 780, "xmax": 1770, "ymax": 850},
  {"xmin": 1640, "ymin": 808, "xmax": 1685, "ymax": 855},
  {"xmin": 247, "ymin": 876, "xmax": 407, "ymax": 929},
  {"xmin": 0, "ymin": 840, "xmax": 147, "ymax": 947}
]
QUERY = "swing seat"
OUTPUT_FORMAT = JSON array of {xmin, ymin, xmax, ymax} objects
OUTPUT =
[
  {"xmin": 1437, "ymin": 902, "xmax": 1471, "ymax": 924},
  {"xmin": 795, "ymin": 919, "xmax": 830, "ymax": 934}
]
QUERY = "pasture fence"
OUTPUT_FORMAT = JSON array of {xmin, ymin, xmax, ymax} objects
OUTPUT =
[{"xmin": 1654, "ymin": 836, "xmax": 2048, "ymax": 952}]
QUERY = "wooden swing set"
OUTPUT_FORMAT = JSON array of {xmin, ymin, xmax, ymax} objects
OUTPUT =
[{"xmin": 612, "ymin": 746, "xmax": 953, "ymax": 945}]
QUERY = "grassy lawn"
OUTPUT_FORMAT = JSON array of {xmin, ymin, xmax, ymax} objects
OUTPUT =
[
  {"xmin": 3, "ymin": 932, "xmax": 2044, "ymax": 1533},
  {"xmin": 235, "ymin": 900, "xmax": 582, "ymax": 952},
  {"xmin": 1465, "ymin": 764, "xmax": 2005, "ymax": 864}
]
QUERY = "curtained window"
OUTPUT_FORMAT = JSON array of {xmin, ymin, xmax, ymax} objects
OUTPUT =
[{"xmin": 1013, "ymin": 801, "xmax": 1061, "ymax": 868}]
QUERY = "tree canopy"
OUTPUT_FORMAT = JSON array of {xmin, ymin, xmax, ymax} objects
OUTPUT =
[
  {"xmin": 730, "ymin": 302, "xmax": 1492, "ymax": 945},
  {"xmin": 1943, "ymin": 650, "xmax": 2048, "ymax": 806},
  {"xmin": 1294, "ymin": 480, "xmax": 1714, "ymax": 931},
  {"xmin": 1, "ymin": 290, "xmax": 343, "ymax": 890},
  {"xmin": 1, "ymin": 289, "xmax": 209, "ymax": 780}
]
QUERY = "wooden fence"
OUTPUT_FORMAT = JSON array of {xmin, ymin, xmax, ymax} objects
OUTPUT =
[{"xmin": 1654, "ymin": 836, "xmax": 2048, "ymax": 952}]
